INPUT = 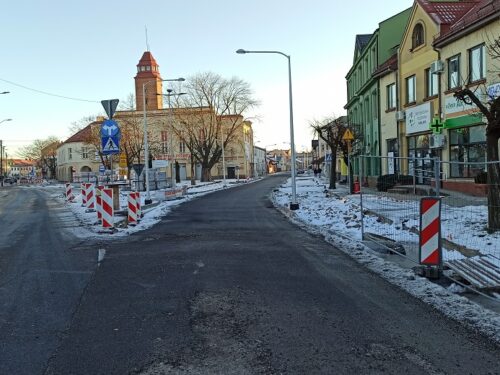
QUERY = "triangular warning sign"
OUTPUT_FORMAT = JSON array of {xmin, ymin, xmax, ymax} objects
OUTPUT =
[
  {"xmin": 342, "ymin": 129, "xmax": 354, "ymax": 141},
  {"xmin": 103, "ymin": 137, "xmax": 119, "ymax": 152}
]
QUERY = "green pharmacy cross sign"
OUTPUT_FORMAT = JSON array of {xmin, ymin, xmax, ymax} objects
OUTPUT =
[{"xmin": 429, "ymin": 117, "xmax": 445, "ymax": 134}]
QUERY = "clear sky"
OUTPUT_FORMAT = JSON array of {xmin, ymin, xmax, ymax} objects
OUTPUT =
[{"xmin": 0, "ymin": 0, "xmax": 413, "ymax": 156}]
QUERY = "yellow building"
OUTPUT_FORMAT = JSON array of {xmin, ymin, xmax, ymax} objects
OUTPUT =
[
  {"xmin": 397, "ymin": 0, "xmax": 479, "ymax": 181},
  {"xmin": 433, "ymin": 1, "xmax": 499, "ymax": 191},
  {"xmin": 58, "ymin": 51, "xmax": 254, "ymax": 183}
]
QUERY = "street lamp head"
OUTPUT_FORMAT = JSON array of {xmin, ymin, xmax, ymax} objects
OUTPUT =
[
  {"xmin": 1, "ymin": 91, "xmax": 10, "ymax": 95},
  {"xmin": 163, "ymin": 78, "xmax": 185, "ymax": 82},
  {"xmin": 236, "ymin": 49, "xmax": 247, "ymax": 54}
]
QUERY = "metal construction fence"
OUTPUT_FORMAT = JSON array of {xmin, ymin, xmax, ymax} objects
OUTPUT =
[{"xmin": 353, "ymin": 155, "xmax": 500, "ymax": 291}]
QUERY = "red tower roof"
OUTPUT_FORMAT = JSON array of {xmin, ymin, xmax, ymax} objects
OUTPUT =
[{"xmin": 135, "ymin": 51, "xmax": 161, "ymax": 79}]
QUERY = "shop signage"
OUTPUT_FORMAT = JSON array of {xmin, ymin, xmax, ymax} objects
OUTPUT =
[
  {"xmin": 406, "ymin": 102, "xmax": 432, "ymax": 134},
  {"xmin": 487, "ymin": 83, "xmax": 500, "ymax": 100},
  {"xmin": 444, "ymin": 96, "xmax": 477, "ymax": 116}
]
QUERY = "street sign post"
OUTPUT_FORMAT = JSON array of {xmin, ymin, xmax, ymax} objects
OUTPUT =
[
  {"xmin": 101, "ymin": 99, "xmax": 119, "ymax": 119},
  {"xmin": 102, "ymin": 136, "xmax": 120, "ymax": 155}
]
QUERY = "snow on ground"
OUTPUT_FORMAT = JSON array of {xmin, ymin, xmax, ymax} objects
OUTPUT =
[{"xmin": 272, "ymin": 174, "xmax": 500, "ymax": 344}]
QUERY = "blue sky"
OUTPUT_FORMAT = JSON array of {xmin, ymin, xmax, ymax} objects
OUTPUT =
[{"xmin": 0, "ymin": 0, "xmax": 413, "ymax": 155}]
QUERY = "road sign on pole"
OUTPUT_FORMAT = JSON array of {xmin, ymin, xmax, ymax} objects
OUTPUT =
[
  {"xmin": 101, "ymin": 119, "xmax": 120, "ymax": 137},
  {"xmin": 102, "ymin": 136, "xmax": 120, "ymax": 154},
  {"xmin": 342, "ymin": 129, "xmax": 354, "ymax": 141},
  {"xmin": 101, "ymin": 99, "xmax": 119, "ymax": 119}
]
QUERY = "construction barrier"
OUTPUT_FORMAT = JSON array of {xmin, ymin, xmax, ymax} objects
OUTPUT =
[
  {"xmin": 128, "ymin": 192, "xmax": 138, "ymax": 225},
  {"xmin": 81, "ymin": 183, "xmax": 87, "ymax": 207},
  {"xmin": 135, "ymin": 192, "xmax": 141, "ymax": 220},
  {"xmin": 101, "ymin": 188, "xmax": 114, "ymax": 229},
  {"xmin": 96, "ymin": 185, "xmax": 104, "ymax": 222},
  {"xmin": 65, "ymin": 183, "xmax": 74, "ymax": 202},
  {"xmin": 85, "ymin": 183, "xmax": 95, "ymax": 210},
  {"xmin": 419, "ymin": 197, "xmax": 442, "ymax": 266}
]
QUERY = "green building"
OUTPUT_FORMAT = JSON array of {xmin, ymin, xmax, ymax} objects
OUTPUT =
[{"xmin": 345, "ymin": 8, "xmax": 411, "ymax": 185}]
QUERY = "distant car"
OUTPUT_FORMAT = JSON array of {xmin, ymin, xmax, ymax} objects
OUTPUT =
[
  {"xmin": 3, "ymin": 177, "xmax": 15, "ymax": 184},
  {"xmin": 297, "ymin": 169, "xmax": 305, "ymax": 174}
]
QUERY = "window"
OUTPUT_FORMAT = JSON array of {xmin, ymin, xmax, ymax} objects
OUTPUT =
[
  {"xmin": 449, "ymin": 125, "xmax": 486, "ymax": 178},
  {"xmin": 412, "ymin": 23, "xmax": 424, "ymax": 49},
  {"xmin": 425, "ymin": 68, "xmax": 438, "ymax": 97},
  {"xmin": 81, "ymin": 147, "xmax": 88, "ymax": 159},
  {"xmin": 146, "ymin": 66, "xmax": 151, "ymax": 71},
  {"xmin": 68, "ymin": 148, "xmax": 72, "ymax": 160},
  {"xmin": 448, "ymin": 55, "xmax": 460, "ymax": 90},
  {"xmin": 387, "ymin": 83, "xmax": 396, "ymax": 110},
  {"xmin": 406, "ymin": 75, "xmax": 416, "ymax": 104},
  {"xmin": 160, "ymin": 131, "xmax": 168, "ymax": 154},
  {"xmin": 179, "ymin": 142, "xmax": 186, "ymax": 153},
  {"xmin": 469, "ymin": 44, "xmax": 486, "ymax": 83}
]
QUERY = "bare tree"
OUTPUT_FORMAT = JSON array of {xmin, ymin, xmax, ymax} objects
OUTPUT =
[
  {"xmin": 311, "ymin": 116, "xmax": 356, "ymax": 189},
  {"xmin": 454, "ymin": 35, "xmax": 500, "ymax": 231},
  {"xmin": 172, "ymin": 72, "xmax": 258, "ymax": 181},
  {"xmin": 17, "ymin": 136, "xmax": 61, "ymax": 178},
  {"xmin": 68, "ymin": 115, "xmax": 98, "ymax": 135}
]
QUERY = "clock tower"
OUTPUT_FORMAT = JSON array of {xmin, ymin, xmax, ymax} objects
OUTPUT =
[{"xmin": 134, "ymin": 51, "xmax": 163, "ymax": 112}]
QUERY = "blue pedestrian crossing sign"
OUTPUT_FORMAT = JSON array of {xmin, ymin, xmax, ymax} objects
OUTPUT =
[
  {"xmin": 102, "ymin": 136, "xmax": 120, "ymax": 155},
  {"xmin": 101, "ymin": 119, "xmax": 120, "ymax": 137}
]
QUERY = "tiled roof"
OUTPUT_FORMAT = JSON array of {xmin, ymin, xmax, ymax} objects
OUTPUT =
[
  {"xmin": 417, "ymin": 0, "xmax": 480, "ymax": 33},
  {"xmin": 434, "ymin": 0, "xmax": 500, "ymax": 45},
  {"xmin": 355, "ymin": 34, "xmax": 373, "ymax": 52},
  {"xmin": 10, "ymin": 159, "xmax": 35, "ymax": 166},
  {"xmin": 63, "ymin": 123, "xmax": 96, "ymax": 144},
  {"xmin": 372, "ymin": 53, "xmax": 398, "ymax": 78}
]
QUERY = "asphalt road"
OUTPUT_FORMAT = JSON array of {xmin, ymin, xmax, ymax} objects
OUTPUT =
[
  {"xmin": 2, "ymin": 179, "xmax": 499, "ymax": 374},
  {"xmin": 43, "ymin": 175, "xmax": 499, "ymax": 374},
  {"xmin": 0, "ymin": 186, "xmax": 96, "ymax": 375}
]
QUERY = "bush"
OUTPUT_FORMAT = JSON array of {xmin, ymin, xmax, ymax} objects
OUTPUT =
[
  {"xmin": 376, "ymin": 174, "xmax": 397, "ymax": 192},
  {"xmin": 474, "ymin": 171, "xmax": 487, "ymax": 184}
]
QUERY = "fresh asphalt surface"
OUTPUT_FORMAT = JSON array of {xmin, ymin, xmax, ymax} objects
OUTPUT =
[
  {"xmin": 1, "ymin": 177, "xmax": 499, "ymax": 374},
  {"xmin": 0, "ymin": 186, "xmax": 96, "ymax": 375}
]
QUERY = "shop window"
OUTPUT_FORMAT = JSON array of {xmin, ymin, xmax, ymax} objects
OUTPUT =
[
  {"xmin": 411, "ymin": 23, "xmax": 424, "ymax": 49},
  {"xmin": 469, "ymin": 44, "xmax": 486, "ymax": 83},
  {"xmin": 406, "ymin": 75, "xmax": 416, "ymax": 104},
  {"xmin": 448, "ymin": 55, "xmax": 460, "ymax": 90},
  {"xmin": 449, "ymin": 125, "xmax": 486, "ymax": 178}
]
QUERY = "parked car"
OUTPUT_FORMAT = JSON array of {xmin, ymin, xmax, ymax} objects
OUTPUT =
[{"xmin": 3, "ymin": 177, "xmax": 16, "ymax": 184}]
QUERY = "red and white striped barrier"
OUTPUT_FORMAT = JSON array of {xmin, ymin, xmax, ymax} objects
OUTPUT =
[
  {"xmin": 81, "ymin": 183, "xmax": 87, "ymax": 207},
  {"xmin": 85, "ymin": 183, "xmax": 95, "ymax": 210},
  {"xmin": 135, "ymin": 192, "xmax": 141, "ymax": 220},
  {"xmin": 96, "ymin": 185, "xmax": 104, "ymax": 222},
  {"xmin": 101, "ymin": 188, "xmax": 114, "ymax": 229},
  {"xmin": 65, "ymin": 183, "xmax": 74, "ymax": 202},
  {"xmin": 419, "ymin": 197, "xmax": 442, "ymax": 266},
  {"xmin": 128, "ymin": 192, "xmax": 138, "ymax": 225}
]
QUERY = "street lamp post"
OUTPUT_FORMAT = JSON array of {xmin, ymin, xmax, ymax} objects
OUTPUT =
[
  {"xmin": 236, "ymin": 49, "xmax": 299, "ymax": 210},
  {"xmin": 161, "ymin": 89, "xmax": 186, "ymax": 188},
  {"xmin": 143, "ymin": 78, "xmax": 184, "ymax": 204}
]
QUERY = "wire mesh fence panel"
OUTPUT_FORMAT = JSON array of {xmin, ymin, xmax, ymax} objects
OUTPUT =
[
  {"xmin": 439, "ymin": 160, "xmax": 500, "ymax": 266},
  {"xmin": 354, "ymin": 155, "xmax": 500, "ymax": 269}
]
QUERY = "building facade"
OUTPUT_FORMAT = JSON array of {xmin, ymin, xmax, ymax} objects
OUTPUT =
[
  {"xmin": 345, "ymin": 8, "xmax": 411, "ymax": 185},
  {"xmin": 433, "ymin": 1, "xmax": 500, "ymax": 189}
]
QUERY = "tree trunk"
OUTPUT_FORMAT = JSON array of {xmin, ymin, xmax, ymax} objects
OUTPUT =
[
  {"xmin": 329, "ymin": 155, "xmax": 337, "ymax": 189},
  {"xmin": 201, "ymin": 166, "xmax": 212, "ymax": 182},
  {"xmin": 486, "ymin": 132, "xmax": 500, "ymax": 231},
  {"xmin": 190, "ymin": 152, "xmax": 196, "ymax": 186}
]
